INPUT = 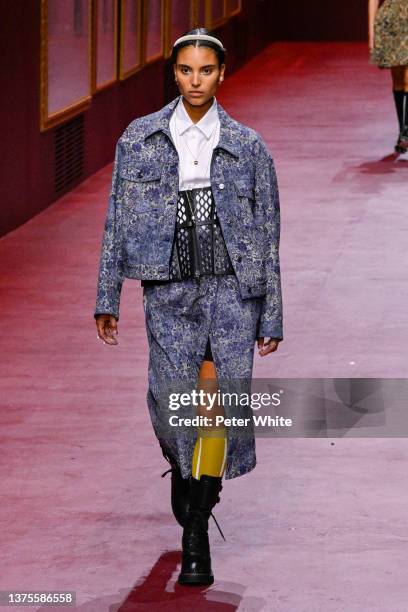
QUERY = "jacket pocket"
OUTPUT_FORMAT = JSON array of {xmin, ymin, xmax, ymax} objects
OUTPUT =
[
  {"xmin": 120, "ymin": 162, "xmax": 162, "ymax": 182},
  {"xmin": 232, "ymin": 177, "xmax": 256, "ymax": 224},
  {"xmin": 233, "ymin": 178, "xmax": 255, "ymax": 200},
  {"xmin": 120, "ymin": 160, "xmax": 163, "ymax": 213}
]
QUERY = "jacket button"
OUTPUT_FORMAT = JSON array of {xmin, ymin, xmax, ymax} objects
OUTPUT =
[
  {"xmin": 218, "ymin": 183, "xmax": 225, "ymax": 190},
  {"xmin": 237, "ymin": 255, "xmax": 242, "ymax": 262},
  {"xmin": 247, "ymin": 287, "xmax": 252, "ymax": 294}
]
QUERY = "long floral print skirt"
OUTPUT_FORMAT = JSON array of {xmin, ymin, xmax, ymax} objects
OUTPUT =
[{"xmin": 142, "ymin": 274, "xmax": 264, "ymax": 480}]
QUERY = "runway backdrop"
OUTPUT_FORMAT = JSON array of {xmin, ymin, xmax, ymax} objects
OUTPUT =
[{"xmin": 0, "ymin": 0, "xmax": 366, "ymax": 238}]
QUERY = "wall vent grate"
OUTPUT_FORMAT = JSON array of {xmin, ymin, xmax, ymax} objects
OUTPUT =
[{"xmin": 54, "ymin": 115, "xmax": 84, "ymax": 194}]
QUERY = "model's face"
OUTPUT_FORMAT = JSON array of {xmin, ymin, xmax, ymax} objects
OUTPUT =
[{"xmin": 173, "ymin": 45, "xmax": 225, "ymax": 106}]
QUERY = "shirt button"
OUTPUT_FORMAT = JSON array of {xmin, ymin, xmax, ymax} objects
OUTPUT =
[{"xmin": 219, "ymin": 183, "xmax": 224, "ymax": 190}]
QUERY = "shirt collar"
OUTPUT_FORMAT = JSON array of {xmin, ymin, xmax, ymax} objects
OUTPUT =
[
  {"xmin": 174, "ymin": 96, "xmax": 218, "ymax": 139},
  {"xmin": 143, "ymin": 95, "xmax": 240, "ymax": 159}
]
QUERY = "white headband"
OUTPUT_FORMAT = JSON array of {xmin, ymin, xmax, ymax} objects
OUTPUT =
[{"xmin": 173, "ymin": 34, "xmax": 225, "ymax": 51}]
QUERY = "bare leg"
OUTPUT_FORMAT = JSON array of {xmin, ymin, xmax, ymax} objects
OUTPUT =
[{"xmin": 391, "ymin": 65, "xmax": 408, "ymax": 92}]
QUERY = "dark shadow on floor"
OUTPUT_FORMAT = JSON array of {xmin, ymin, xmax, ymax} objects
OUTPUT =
[
  {"xmin": 356, "ymin": 153, "xmax": 408, "ymax": 175},
  {"xmin": 332, "ymin": 152, "xmax": 408, "ymax": 196},
  {"xmin": 115, "ymin": 550, "xmax": 242, "ymax": 610}
]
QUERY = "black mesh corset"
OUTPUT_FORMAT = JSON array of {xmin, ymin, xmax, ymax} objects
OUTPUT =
[{"xmin": 168, "ymin": 186, "xmax": 235, "ymax": 281}]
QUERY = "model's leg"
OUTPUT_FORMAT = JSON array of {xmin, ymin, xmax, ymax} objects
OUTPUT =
[
  {"xmin": 178, "ymin": 342, "xmax": 226, "ymax": 586},
  {"xmin": 392, "ymin": 65, "xmax": 408, "ymax": 91},
  {"xmin": 162, "ymin": 347, "xmax": 226, "ymax": 529},
  {"xmin": 191, "ymin": 355, "xmax": 228, "ymax": 479},
  {"xmin": 392, "ymin": 66, "xmax": 408, "ymax": 152},
  {"xmin": 392, "ymin": 67, "xmax": 404, "ymax": 130}
]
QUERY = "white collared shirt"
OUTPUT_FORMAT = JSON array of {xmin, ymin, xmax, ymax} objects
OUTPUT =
[{"xmin": 169, "ymin": 95, "xmax": 220, "ymax": 190}]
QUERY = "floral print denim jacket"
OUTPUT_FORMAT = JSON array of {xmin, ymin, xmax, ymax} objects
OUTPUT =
[{"xmin": 94, "ymin": 95, "xmax": 283, "ymax": 340}]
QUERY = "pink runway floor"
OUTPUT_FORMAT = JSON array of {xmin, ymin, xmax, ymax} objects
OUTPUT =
[{"xmin": 1, "ymin": 43, "xmax": 408, "ymax": 611}]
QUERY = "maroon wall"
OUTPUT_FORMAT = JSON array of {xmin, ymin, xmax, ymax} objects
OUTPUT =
[
  {"xmin": 270, "ymin": 0, "xmax": 367, "ymax": 42},
  {"xmin": 0, "ymin": 0, "xmax": 365, "ymax": 238},
  {"xmin": 0, "ymin": 0, "xmax": 275, "ymax": 238},
  {"xmin": 1, "ymin": 0, "xmax": 41, "ymax": 237}
]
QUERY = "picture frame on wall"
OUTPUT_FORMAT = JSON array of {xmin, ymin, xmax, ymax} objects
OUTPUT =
[
  {"xmin": 226, "ymin": 0, "xmax": 241, "ymax": 18},
  {"xmin": 191, "ymin": 0, "xmax": 207, "ymax": 29},
  {"xmin": 163, "ymin": 0, "xmax": 194, "ymax": 57},
  {"xmin": 143, "ymin": 0, "xmax": 165, "ymax": 64},
  {"xmin": 210, "ymin": 0, "xmax": 226, "ymax": 26},
  {"xmin": 163, "ymin": 0, "xmax": 242, "ymax": 56},
  {"xmin": 40, "ymin": 0, "xmax": 92, "ymax": 132},
  {"xmin": 39, "ymin": 0, "xmax": 242, "ymax": 130},
  {"xmin": 119, "ymin": 0, "xmax": 143, "ymax": 80},
  {"xmin": 91, "ymin": 0, "xmax": 119, "ymax": 92}
]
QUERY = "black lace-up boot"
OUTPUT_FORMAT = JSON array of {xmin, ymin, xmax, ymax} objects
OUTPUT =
[
  {"xmin": 396, "ymin": 126, "xmax": 408, "ymax": 153},
  {"xmin": 178, "ymin": 474, "xmax": 226, "ymax": 586},
  {"xmin": 395, "ymin": 91, "xmax": 408, "ymax": 153},
  {"xmin": 160, "ymin": 446, "xmax": 190, "ymax": 527}
]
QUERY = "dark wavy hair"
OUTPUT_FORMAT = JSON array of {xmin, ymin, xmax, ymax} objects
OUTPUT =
[{"xmin": 170, "ymin": 27, "xmax": 226, "ymax": 68}]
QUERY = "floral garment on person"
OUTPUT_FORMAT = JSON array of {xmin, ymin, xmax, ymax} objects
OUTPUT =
[{"xmin": 371, "ymin": 0, "xmax": 408, "ymax": 68}]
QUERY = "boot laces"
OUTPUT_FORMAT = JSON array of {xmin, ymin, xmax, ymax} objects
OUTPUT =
[
  {"xmin": 210, "ymin": 511, "xmax": 226, "ymax": 541},
  {"xmin": 161, "ymin": 468, "xmax": 226, "ymax": 541},
  {"xmin": 189, "ymin": 505, "xmax": 226, "ymax": 542}
]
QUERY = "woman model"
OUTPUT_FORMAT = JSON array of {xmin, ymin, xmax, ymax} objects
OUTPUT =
[
  {"xmin": 94, "ymin": 28, "xmax": 283, "ymax": 586},
  {"xmin": 369, "ymin": 0, "xmax": 408, "ymax": 152}
]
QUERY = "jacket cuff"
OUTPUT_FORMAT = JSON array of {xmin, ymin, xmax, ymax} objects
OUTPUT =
[
  {"xmin": 94, "ymin": 281, "xmax": 122, "ymax": 321},
  {"xmin": 257, "ymin": 322, "xmax": 283, "ymax": 341},
  {"xmin": 94, "ymin": 310, "xmax": 119, "ymax": 321}
]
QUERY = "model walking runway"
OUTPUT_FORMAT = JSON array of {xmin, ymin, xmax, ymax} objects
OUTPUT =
[{"xmin": 1, "ymin": 42, "xmax": 408, "ymax": 610}]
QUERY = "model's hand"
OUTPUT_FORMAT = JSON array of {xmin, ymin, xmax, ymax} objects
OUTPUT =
[
  {"xmin": 257, "ymin": 337, "xmax": 280, "ymax": 356},
  {"xmin": 95, "ymin": 314, "xmax": 119, "ymax": 345}
]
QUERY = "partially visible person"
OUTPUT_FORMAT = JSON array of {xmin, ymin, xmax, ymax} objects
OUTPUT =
[{"xmin": 369, "ymin": 0, "xmax": 408, "ymax": 152}]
